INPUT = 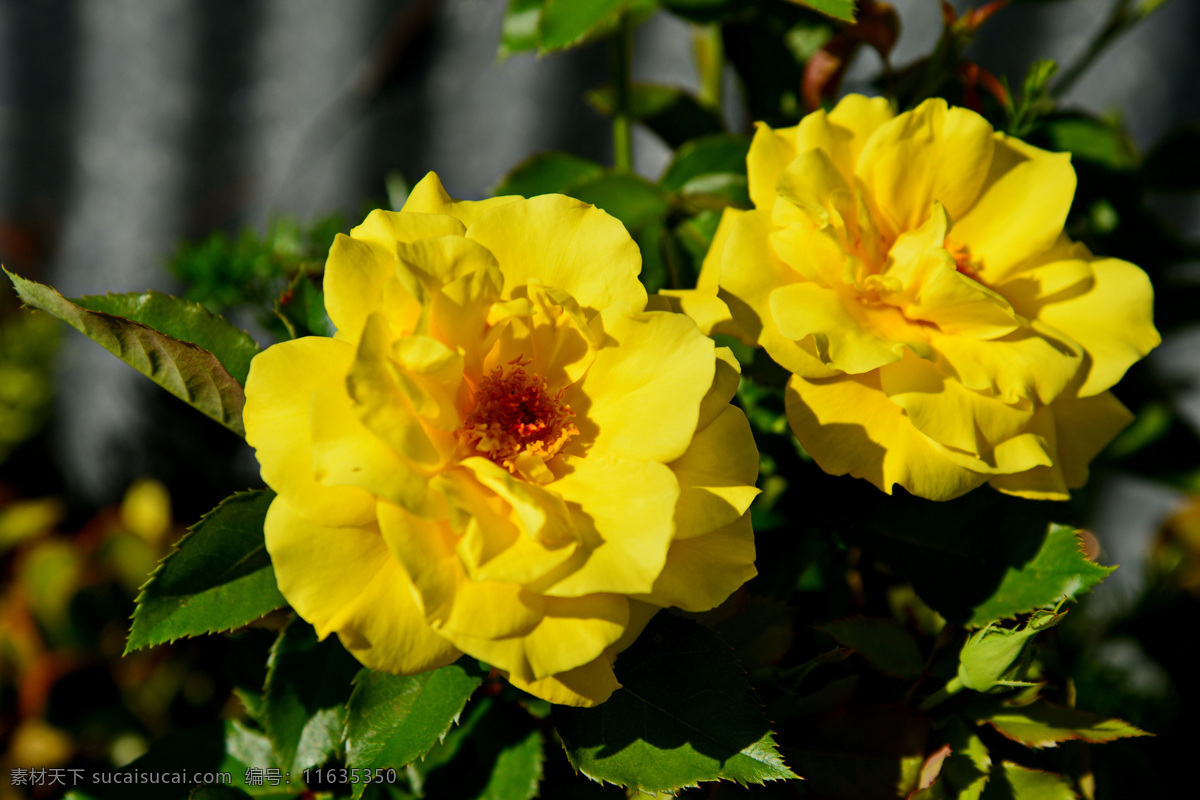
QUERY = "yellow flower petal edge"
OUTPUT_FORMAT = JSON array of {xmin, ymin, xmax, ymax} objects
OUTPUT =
[
  {"xmin": 243, "ymin": 172, "xmax": 761, "ymax": 706},
  {"xmin": 687, "ymin": 95, "xmax": 1158, "ymax": 501}
]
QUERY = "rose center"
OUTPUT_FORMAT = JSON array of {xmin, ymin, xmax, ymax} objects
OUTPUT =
[
  {"xmin": 459, "ymin": 357, "xmax": 578, "ymax": 473},
  {"xmin": 944, "ymin": 237, "xmax": 984, "ymax": 283}
]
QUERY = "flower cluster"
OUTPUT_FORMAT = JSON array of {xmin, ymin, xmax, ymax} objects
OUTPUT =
[
  {"xmin": 670, "ymin": 95, "xmax": 1159, "ymax": 501},
  {"xmin": 243, "ymin": 174, "xmax": 759, "ymax": 706}
]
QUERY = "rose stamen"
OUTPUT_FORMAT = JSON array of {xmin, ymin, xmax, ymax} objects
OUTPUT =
[
  {"xmin": 944, "ymin": 237, "xmax": 984, "ymax": 283},
  {"xmin": 459, "ymin": 356, "xmax": 578, "ymax": 474}
]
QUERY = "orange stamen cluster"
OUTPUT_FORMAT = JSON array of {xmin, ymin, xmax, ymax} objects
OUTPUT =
[
  {"xmin": 944, "ymin": 237, "xmax": 984, "ymax": 283},
  {"xmin": 459, "ymin": 357, "xmax": 578, "ymax": 474}
]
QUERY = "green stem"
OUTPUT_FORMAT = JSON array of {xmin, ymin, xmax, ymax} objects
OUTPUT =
[
  {"xmin": 918, "ymin": 675, "xmax": 964, "ymax": 712},
  {"xmin": 693, "ymin": 23, "xmax": 724, "ymax": 113},
  {"xmin": 609, "ymin": 12, "xmax": 635, "ymax": 172},
  {"xmin": 1051, "ymin": 0, "xmax": 1135, "ymax": 98}
]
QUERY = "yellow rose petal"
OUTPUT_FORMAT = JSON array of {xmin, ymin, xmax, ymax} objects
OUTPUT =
[
  {"xmin": 638, "ymin": 513, "xmax": 757, "ymax": 612},
  {"xmin": 402, "ymin": 171, "xmax": 521, "ymax": 226},
  {"xmin": 243, "ymin": 337, "xmax": 375, "ymax": 527},
  {"xmin": 542, "ymin": 455, "xmax": 678, "ymax": 598},
  {"xmin": 1013, "ymin": 257, "xmax": 1160, "ymax": 397},
  {"xmin": 669, "ymin": 405, "xmax": 760, "ymax": 539},
  {"xmin": 786, "ymin": 372, "xmax": 988, "ymax": 500},
  {"xmin": 747, "ymin": 122, "xmax": 799, "ymax": 209},
  {"xmin": 466, "ymin": 194, "xmax": 647, "ymax": 314},
  {"xmin": 264, "ymin": 499, "xmax": 459, "ymax": 673},
  {"xmin": 572, "ymin": 306, "xmax": 715, "ymax": 464},
  {"xmin": 504, "ymin": 655, "xmax": 620, "ymax": 707},
  {"xmin": 949, "ymin": 136, "xmax": 1075, "ymax": 282},
  {"xmin": 858, "ymin": 98, "xmax": 995, "ymax": 237}
]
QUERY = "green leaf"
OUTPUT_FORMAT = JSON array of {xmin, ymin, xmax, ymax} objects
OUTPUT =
[
  {"xmin": 965, "ymin": 524, "xmax": 1114, "ymax": 628},
  {"xmin": 126, "ymin": 490, "xmax": 285, "ymax": 653},
  {"xmin": 957, "ymin": 610, "xmax": 1063, "ymax": 693},
  {"xmin": 262, "ymin": 618, "xmax": 361, "ymax": 773},
  {"xmin": 817, "ymin": 617, "xmax": 924, "ymax": 679},
  {"xmin": 412, "ymin": 699, "xmax": 545, "ymax": 800},
  {"xmin": 784, "ymin": 0, "xmax": 857, "ymax": 23},
  {"xmin": 344, "ymin": 660, "xmax": 488, "ymax": 798},
  {"xmin": 842, "ymin": 494, "xmax": 1067, "ymax": 626},
  {"xmin": 937, "ymin": 720, "xmax": 991, "ymax": 800},
  {"xmin": 538, "ymin": 0, "xmax": 629, "ymax": 52},
  {"xmin": 981, "ymin": 762, "xmax": 1075, "ymax": 800},
  {"xmin": 554, "ymin": 614, "xmax": 797, "ymax": 794},
  {"xmin": 72, "ymin": 290, "xmax": 261, "ymax": 385},
  {"xmin": 975, "ymin": 699, "xmax": 1151, "ymax": 748},
  {"xmin": 635, "ymin": 219, "xmax": 673, "ymax": 293},
  {"xmin": 588, "ymin": 84, "xmax": 724, "ymax": 148},
  {"xmin": 6, "ymin": 270, "xmax": 252, "ymax": 436},
  {"xmin": 493, "ymin": 151, "xmax": 605, "ymax": 198},
  {"xmin": 275, "ymin": 275, "xmax": 335, "ymax": 339},
  {"xmin": 1039, "ymin": 113, "xmax": 1137, "ymax": 171},
  {"xmin": 564, "ymin": 171, "xmax": 671, "ymax": 231},
  {"xmin": 660, "ymin": 134, "xmax": 750, "ymax": 191},
  {"xmin": 476, "ymin": 727, "xmax": 544, "ymax": 800},
  {"xmin": 499, "ymin": 0, "xmax": 544, "ymax": 57}
]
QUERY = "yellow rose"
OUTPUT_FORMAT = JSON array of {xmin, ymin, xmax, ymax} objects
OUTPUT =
[
  {"xmin": 243, "ymin": 173, "xmax": 758, "ymax": 706},
  {"xmin": 670, "ymin": 95, "xmax": 1159, "ymax": 501}
]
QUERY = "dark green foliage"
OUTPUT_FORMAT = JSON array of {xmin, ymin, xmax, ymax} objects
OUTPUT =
[
  {"xmin": 127, "ymin": 490, "xmax": 285, "ymax": 652},
  {"xmin": 262, "ymin": 619, "xmax": 362, "ymax": 773},
  {"xmin": 555, "ymin": 614, "xmax": 796, "ymax": 793},
  {"xmin": 343, "ymin": 660, "xmax": 490, "ymax": 798}
]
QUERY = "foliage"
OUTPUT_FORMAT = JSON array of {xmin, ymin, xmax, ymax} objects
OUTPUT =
[{"xmin": 4, "ymin": 0, "xmax": 1196, "ymax": 797}]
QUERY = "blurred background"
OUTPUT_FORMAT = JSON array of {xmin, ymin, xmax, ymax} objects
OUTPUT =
[{"xmin": 1, "ymin": 0, "xmax": 1198, "ymax": 795}]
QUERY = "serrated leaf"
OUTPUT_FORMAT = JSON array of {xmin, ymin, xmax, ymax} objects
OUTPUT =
[
  {"xmin": 499, "ymin": 0, "xmax": 544, "ymax": 57},
  {"xmin": 493, "ymin": 151, "xmax": 605, "ymax": 198},
  {"xmin": 975, "ymin": 699, "xmax": 1150, "ymax": 748},
  {"xmin": 784, "ymin": 0, "xmax": 857, "ymax": 23},
  {"xmin": 477, "ymin": 727, "xmax": 543, "ymax": 800},
  {"xmin": 660, "ymin": 134, "xmax": 751, "ymax": 191},
  {"xmin": 957, "ymin": 610, "xmax": 1063, "ymax": 693},
  {"xmin": 589, "ymin": 84, "xmax": 724, "ymax": 148},
  {"xmin": 554, "ymin": 614, "xmax": 797, "ymax": 794},
  {"xmin": 564, "ymin": 171, "xmax": 671, "ymax": 231},
  {"xmin": 72, "ymin": 289, "xmax": 261, "ymax": 385},
  {"xmin": 344, "ymin": 660, "xmax": 487, "ymax": 798},
  {"xmin": 981, "ymin": 762, "xmax": 1075, "ymax": 800},
  {"xmin": 126, "ymin": 490, "xmax": 285, "ymax": 653},
  {"xmin": 817, "ymin": 617, "xmax": 924, "ymax": 679},
  {"xmin": 538, "ymin": 0, "xmax": 628, "ymax": 52},
  {"xmin": 935, "ymin": 719, "xmax": 991, "ymax": 800},
  {"xmin": 262, "ymin": 618, "xmax": 361, "ymax": 774},
  {"xmin": 6, "ymin": 270, "xmax": 251, "ymax": 436},
  {"xmin": 966, "ymin": 524, "xmax": 1114, "ymax": 628}
]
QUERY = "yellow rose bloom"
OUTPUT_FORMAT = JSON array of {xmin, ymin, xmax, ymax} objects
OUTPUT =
[
  {"xmin": 672, "ymin": 95, "xmax": 1159, "ymax": 501},
  {"xmin": 242, "ymin": 173, "xmax": 759, "ymax": 706}
]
